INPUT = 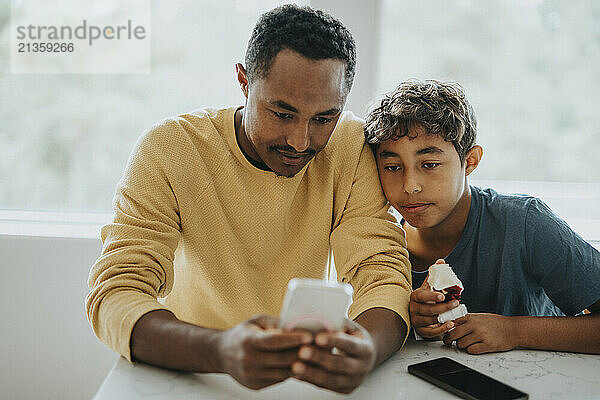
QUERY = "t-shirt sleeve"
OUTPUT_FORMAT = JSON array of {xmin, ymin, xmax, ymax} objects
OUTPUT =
[
  {"xmin": 525, "ymin": 198, "xmax": 600, "ymax": 315},
  {"xmin": 330, "ymin": 143, "xmax": 412, "ymax": 344},
  {"xmin": 85, "ymin": 121, "xmax": 183, "ymax": 362}
]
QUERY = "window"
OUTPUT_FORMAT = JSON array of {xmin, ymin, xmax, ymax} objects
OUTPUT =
[
  {"xmin": 1, "ymin": 0, "xmax": 598, "ymax": 241},
  {"xmin": 0, "ymin": 0, "xmax": 301, "ymax": 213},
  {"xmin": 377, "ymin": 0, "xmax": 600, "ymax": 183}
]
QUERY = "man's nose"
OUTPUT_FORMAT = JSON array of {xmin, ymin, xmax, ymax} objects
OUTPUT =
[{"xmin": 286, "ymin": 122, "xmax": 310, "ymax": 153}]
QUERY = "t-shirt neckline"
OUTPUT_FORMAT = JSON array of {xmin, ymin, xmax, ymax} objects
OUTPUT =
[{"xmin": 445, "ymin": 185, "xmax": 479, "ymax": 263}]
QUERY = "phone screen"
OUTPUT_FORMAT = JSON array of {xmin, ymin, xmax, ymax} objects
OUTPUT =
[{"xmin": 408, "ymin": 357, "xmax": 528, "ymax": 400}]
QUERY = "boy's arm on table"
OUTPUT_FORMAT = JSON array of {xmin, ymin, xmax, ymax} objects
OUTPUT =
[
  {"xmin": 443, "ymin": 299, "xmax": 600, "ymax": 354},
  {"xmin": 513, "ymin": 299, "xmax": 600, "ymax": 353}
]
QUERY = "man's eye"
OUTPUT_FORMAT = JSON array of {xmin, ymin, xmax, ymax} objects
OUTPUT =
[
  {"xmin": 273, "ymin": 111, "xmax": 293, "ymax": 120},
  {"xmin": 313, "ymin": 116, "xmax": 332, "ymax": 124},
  {"xmin": 423, "ymin": 162, "xmax": 440, "ymax": 169},
  {"xmin": 384, "ymin": 165, "xmax": 401, "ymax": 172}
]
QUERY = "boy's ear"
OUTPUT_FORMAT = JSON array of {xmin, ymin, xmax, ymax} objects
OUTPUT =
[
  {"xmin": 465, "ymin": 145, "xmax": 483, "ymax": 176},
  {"xmin": 235, "ymin": 63, "xmax": 249, "ymax": 98}
]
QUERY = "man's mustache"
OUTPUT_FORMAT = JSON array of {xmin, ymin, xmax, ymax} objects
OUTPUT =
[{"xmin": 270, "ymin": 145, "xmax": 316, "ymax": 156}]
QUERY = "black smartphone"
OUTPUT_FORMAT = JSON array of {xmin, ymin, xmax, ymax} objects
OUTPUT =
[{"xmin": 408, "ymin": 357, "xmax": 528, "ymax": 400}]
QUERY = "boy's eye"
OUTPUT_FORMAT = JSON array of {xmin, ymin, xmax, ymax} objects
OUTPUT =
[
  {"xmin": 423, "ymin": 162, "xmax": 440, "ymax": 169},
  {"xmin": 273, "ymin": 111, "xmax": 293, "ymax": 120},
  {"xmin": 384, "ymin": 165, "xmax": 402, "ymax": 172},
  {"xmin": 313, "ymin": 116, "xmax": 333, "ymax": 124}
]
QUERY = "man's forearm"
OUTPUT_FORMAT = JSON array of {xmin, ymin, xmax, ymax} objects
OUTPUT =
[
  {"xmin": 355, "ymin": 307, "xmax": 407, "ymax": 366},
  {"xmin": 513, "ymin": 313, "xmax": 600, "ymax": 354},
  {"xmin": 130, "ymin": 309, "xmax": 223, "ymax": 372}
]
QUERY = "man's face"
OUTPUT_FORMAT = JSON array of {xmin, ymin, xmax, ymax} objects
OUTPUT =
[
  {"xmin": 376, "ymin": 125, "xmax": 468, "ymax": 228},
  {"xmin": 241, "ymin": 49, "xmax": 347, "ymax": 177}
]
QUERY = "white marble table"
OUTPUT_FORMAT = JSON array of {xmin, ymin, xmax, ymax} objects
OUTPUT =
[{"xmin": 94, "ymin": 340, "xmax": 600, "ymax": 399}]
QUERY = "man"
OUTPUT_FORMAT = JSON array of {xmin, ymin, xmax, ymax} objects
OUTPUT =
[{"xmin": 86, "ymin": 5, "xmax": 411, "ymax": 393}]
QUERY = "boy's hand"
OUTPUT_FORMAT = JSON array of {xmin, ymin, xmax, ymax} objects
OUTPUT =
[
  {"xmin": 409, "ymin": 259, "xmax": 460, "ymax": 339},
  {"xmin": 217, "ymin": 314, "xmax": 312, "ymax": 390},
  {"xmin": 442, "ymin": 313, "xmax": 518, "ymax": 354},
  {"xmin": 291, "ymin": 319, "xmax": 376, "ymax": 394}
]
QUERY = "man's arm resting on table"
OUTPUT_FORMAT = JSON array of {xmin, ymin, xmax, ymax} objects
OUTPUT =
[
  {"xmin": 131, "ymin": 309, "xmax": 222, "ymax": 373},
  {"xmin": 355, "ymin": 307, "xmax": 408, "ymax": 366},
  {"xmin": 131, "ymin": 309, "xmax": 312, "ymax": 390}
]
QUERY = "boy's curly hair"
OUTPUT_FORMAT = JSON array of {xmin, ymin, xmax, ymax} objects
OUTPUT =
[{"xmin": 364, "ymin": 80, "xmax": 477, "ymax": 162}]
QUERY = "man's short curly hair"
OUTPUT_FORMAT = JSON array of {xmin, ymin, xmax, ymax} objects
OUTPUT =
[
  {"xmin": 245, "ymin": 4, "xmax": 356, "ymax": 95},
  {"xmin": 364, "ymin": 80, "xmax": 477, "ymax": 163}
]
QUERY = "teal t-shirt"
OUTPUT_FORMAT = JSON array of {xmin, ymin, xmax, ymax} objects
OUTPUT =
[{"xmin": 410, "ymin": 186, "xmax": 600, "ymax": 316}]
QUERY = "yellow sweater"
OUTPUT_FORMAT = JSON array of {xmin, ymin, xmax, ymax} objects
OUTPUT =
[{"xmin": 86, "ymin": 107, "xmax": 411, "ymax": 362}]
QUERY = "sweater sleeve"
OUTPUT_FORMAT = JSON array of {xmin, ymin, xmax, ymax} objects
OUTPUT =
[
  {"xmin": 330, "ymin": 143, "xmax": 412, "ymax": 345},
  {"xmin": 85, "ymin": 121, "xmax": 182, "ymax": 362}
]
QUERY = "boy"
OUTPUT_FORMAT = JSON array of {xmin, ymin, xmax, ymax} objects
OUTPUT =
[{"xmin": 364, "ymin": 79, "xmax": 600, "ymax": 354}]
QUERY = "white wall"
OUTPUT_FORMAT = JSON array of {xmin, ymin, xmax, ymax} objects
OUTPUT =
[
  {"xmin": 0, "ymin": 235, "xmax": 116, "ymax": 400},
  {"xmin": 310, "ymin": 0, "xmax": 380, "ymax": 117}
]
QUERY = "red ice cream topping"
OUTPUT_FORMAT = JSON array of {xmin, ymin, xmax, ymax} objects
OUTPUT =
[{"xmin": 441, "ymin": 285, "xmax": 462, "ymax": 302}]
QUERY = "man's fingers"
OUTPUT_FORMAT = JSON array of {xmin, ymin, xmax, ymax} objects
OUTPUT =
[
  {"xmin": 255, "ymin": 349, "xmax": 300, "ymax": 367},
  {"xmin": 250, "ymin": 329, "xmax": 312, "ymax": 351},
  {"xmin": 297, "ymin": 345, "xmax": 361, "ymax": 374},
  {"xmin": 314, "ymin": 332, "xmax": 371, "ymax": 358},
  {"xmin": 292, "ymin": 361, "xmax": 355, "ymax": 394}
]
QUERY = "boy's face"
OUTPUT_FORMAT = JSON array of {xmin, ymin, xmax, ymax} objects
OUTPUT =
[{"xmin": 376, "ymin": 124, "xmax": 472, "ymax": 229}]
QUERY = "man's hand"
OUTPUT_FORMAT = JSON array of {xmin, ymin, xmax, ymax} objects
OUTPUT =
[
  {"xmin": 410, "ymin": 259, "xmax": 459, "ymax": 339},
  {"xmin": 216, "ymin": 314, "xmax": 312, "ymax": 390},
  {"xmin": 290, "ymin": 319, "xmax": 376, "ymax": 394},
  {"xmin": 442, "ymin": 313, "xmax": 518, "ymax": 354}
]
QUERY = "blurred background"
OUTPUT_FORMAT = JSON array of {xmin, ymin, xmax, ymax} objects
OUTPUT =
[
  {"xmin": 1, "ymin": 0, "xmax": 599, "ymax": 214},
  {"xmin": 1, "ymin": 1, "xmax": 599, "ymax": 399}
]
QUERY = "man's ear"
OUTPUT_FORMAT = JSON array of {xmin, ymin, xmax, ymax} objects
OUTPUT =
[
  {"xmin": 235, "ymin": 63, "xmax": 249, "ymax": 98},
  {"xmin": 465, "ymin": 145, "xmax": 483, "ymax": 176}
]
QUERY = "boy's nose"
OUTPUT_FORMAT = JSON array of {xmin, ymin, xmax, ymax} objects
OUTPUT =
[{"xmin": 403, "ymin": 174, "xmax": 422, "ymax": 194}]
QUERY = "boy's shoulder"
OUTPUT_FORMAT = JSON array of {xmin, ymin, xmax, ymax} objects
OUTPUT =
[
  {"xmin": 472, "ymin": 185, "xmax": 541, "ymax": 219},
  {"xmin": 471, "ymin": 185, "xmax": 568, "ymax": 239}
]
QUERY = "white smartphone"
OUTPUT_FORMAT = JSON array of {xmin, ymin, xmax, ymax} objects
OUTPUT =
[{"xmin": 279, "ymin": 278, "xmax": 354, "ymax": 334}]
